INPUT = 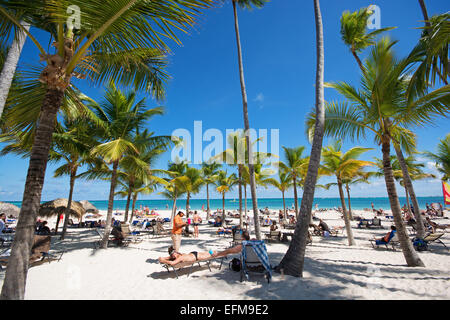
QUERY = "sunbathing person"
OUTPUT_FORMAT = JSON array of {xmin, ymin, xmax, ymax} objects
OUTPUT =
[
  {"xmin": 372, "ymin": 225, "xmax": 396, "ymax": 245},
  {"xmin": 318, "ymin": 219, "xmax": 331, "ymax": 233},
  {"xmin": 158, "ymin": 246, "xmax": 218, "ymax": 266},
  {"xmin": 212, "ymin": 231, "xmax": 252, "ymax": 259},
  {"xmin": 426, "ymin": 217, "xmax": 450, "ymax": 233}
]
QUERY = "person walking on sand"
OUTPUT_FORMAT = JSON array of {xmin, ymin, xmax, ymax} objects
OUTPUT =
[
  {"xmin": 193, "ymin": 211, "xmax": 202, "ymax": 238},
  {"xmin": 171, "ymin": 211, "xmax": 187, "ymax": 252}
]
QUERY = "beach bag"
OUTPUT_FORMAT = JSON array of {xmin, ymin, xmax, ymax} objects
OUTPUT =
[
  {"xmin": 412, "ymin": 237, "xmax": 428, "ymax": 252},
  {"xmin": 229, "ymin": 258, "xmax": 241, "ymax": 272}
]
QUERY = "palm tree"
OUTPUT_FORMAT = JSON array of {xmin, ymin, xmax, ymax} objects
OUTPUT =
[
  {"xmin": 425, "ymin": 134, "xmax": 450, "ymax": 181},
  {"xmin": 172, "ymin": 165, "xmax": 204, "ymax": 232},
  {"xmin": 340, "ymin": 6, "xmax": 395, "ymax": 71},
  {"xmin": 210, "ymin": 130, "xmax": 270, "ymax": 230},
  {"xmin": 263, "ymin": 170, "xmax": 292, "ymax": 220},
  {"xmin": 215, "ymin": 170, "xmax": 238, "ymax": 221},
  {"xmin": 231, "ymin": 0, "xmax": 268, "ymax": 240},
  {"xmin": 89, "ymin": 83, "xmax": 165, "ymax": 249},
  {"xmin": 201, "ymin": 161, "xmax": 221, "ymax": 220},
  {"xmin": 164, "ymin": 161, "xmax": 188, "ymax": 221},
  {"xmin": 278, "ymin": 146, "xmax": 308, "ymax": 218},
  {"xmin": 342, "ymin": 170, "xmax": 375, "ymax": 221},
  {"xmin": 0, "ymin": 0, "xmax": 213, "ymax": 300},
  {"xmin": 277, "ymin": 0, "xmax": 327, "ymax": 277},
  {"xmin": 307, "ymin": 38, "xmax": 450, "ymax": 267},
  {"xmin": 116, "ymin": 129, "xmax": 171, "ymax": 222},
  {"xmin": 0, "ymin": 20, "xmax": 29, "ymax": 118},
  {"xmin": 320, "ymin": 141, "xmax": 374, "ymax": 245}
]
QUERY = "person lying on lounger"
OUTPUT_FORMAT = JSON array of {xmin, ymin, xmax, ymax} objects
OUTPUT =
[
  {"xmin": 211, "ymin": 231, "xmax": 252, "ymax": 259},
  {"xmin": 426, "ymin": 217, "xmax": 450, "ymax": 233},
  {"xmin": 158, "ymin": 246, "xmax": 218, "ymax": 266}
]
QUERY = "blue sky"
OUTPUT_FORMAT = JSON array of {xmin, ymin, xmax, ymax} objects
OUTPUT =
[{"xmin": 0, "ymin": 0, "xmax": 448, "ymax": 201}]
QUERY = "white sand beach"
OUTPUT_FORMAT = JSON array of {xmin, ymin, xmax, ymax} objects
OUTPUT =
[{"xmin": 3, "ymin": 208, "xmax": 448, "ymax": 300}]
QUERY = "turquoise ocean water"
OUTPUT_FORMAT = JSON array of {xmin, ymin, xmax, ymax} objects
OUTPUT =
[{"xmin": 5, "ymin": 196, "xmax": 445, "ymax": 211}]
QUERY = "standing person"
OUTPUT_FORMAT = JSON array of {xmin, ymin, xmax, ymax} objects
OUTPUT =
[
  {"xmin": 193, "ymin": 211, "xmax": 202, "ymax": 238},
  {"xmin": 0, "ymin": 213, "xmax": 6, "ymax": 234},
  {"xmin": 371, "ymin": 202, "xmax": 375, "ymax": 213},
  {"xmin": 171, "ymin": 211, "xmax": 187, "ymax": 252}
]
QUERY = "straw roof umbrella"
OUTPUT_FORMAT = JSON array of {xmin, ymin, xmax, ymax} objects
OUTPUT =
[
  {"xmin": 79, "ymin": 200, "xmax": 99, "ymax": 214},
  {"xmin": 0, "ymin": 201, "xmax": 20, "ymax": 218},
  {"xmin": 39, "ymin": 198, "xmax": 86, "ymax": 220}
]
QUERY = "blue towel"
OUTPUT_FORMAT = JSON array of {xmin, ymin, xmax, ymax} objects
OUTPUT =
[{"xmin": 241, "ymin": 240, "xmax": 272, "ymax": 279}]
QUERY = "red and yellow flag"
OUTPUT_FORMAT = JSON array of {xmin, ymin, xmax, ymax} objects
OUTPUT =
[{"xmin": 443, "ymin": 181, "xmax": 450, "ymax": 205}]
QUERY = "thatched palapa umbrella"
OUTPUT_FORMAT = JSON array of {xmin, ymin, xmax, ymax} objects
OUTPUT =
[
  {"xmin": 0, "ymin": 201, "xmax": 20, "ymax": 218},
  {"xmin": 79, "ymin": 200, "xmax": 99, "ymax": 215},
  {"xmin": 39, "ymin": 198, "xmax": 86, "ymax": 222}
]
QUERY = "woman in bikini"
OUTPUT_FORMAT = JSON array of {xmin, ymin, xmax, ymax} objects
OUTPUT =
[
  {"xmin": 158, "ymin": 246, "xmax": 217, "ymax": 266},
  {"xmin": 192, "ymin": 211, "xmax": 202, "ymax": 238}
]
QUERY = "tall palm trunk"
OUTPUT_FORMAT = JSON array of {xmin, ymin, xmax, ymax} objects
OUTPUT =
[
  {"xmin": 238, "ymin": 166, "xmax": 243, "ymax": 229},
  {"xmin": 351, "ymin": 48, "xmax": 364, "ymax": 72},
  {"xmin": 293, "ymin": 176, "xmax": 299, "ymax": 218},
  {"xmin": 282, "ymin": 190, "xmax": 286, "ymax": 220},
  {"xmin": 244, "ymin": 184, "xmax": 248, "ymax": 228},
  {"xmin": 102, "ymin": 160, "xmax": 119, "ymax": 249},
  {"xmin": 338, "ymin": 178, "xmax": 355, "ymax": 245},
  {"xmin": 60, "ymin": 170, "xmax": 76, "ymax": 240},
  {"xmin": 345, "ymin": 183, "xmax": 353, "ymax": 220},
  {"xmin": 393, "ymin": 144, "xmax": 426, "ymax": 238},
  {"xmin": 404, "ymin": 184, "xmax": 411, "ymax": 215},
  {"xmin": 170, "ymin": 196, "xmax": 177, "ymax": 222},
  {"xmin": 418, "ymin": 0, "xmax": 430, "ymax": 28},
  {"xmin": 129, "ymin": 193, "xmax": 138, "ymax": 223},
  {"xmin": 381, "ymin": 136, "xmax": 424, "ymax": 267},
  {"xmin": 276, "ymin": 0, "xmax": 326, "ymax": 277},
  {"xmin": 186, "ymin": 193, "xmax": 190, "ymax": 233},
  {"xmin": 232, "ymin": 0, "xmax": 261, "ymax": 240},
  {"xmin": 124, "ymin": 182, "xmax": 133, "ymax": 223},
  {"xmin": 0, "ymin": 22, "xmax": 30, "ymax": 117},
  {"xmin": 1, "ymin": 88, "xmax": 64, "ymax": 299},
  {"xmin": 222, "ymin": 193, "xmax": 226, "ymax": 222},
  {"xmin": 206, "ymin": 183, "xmax": 211, "ymax": 220}
]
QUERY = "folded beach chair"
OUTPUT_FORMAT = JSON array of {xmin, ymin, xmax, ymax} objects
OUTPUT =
[
  {"xmin": 240, "ymin": 240, "xmax": 272, "ymax": 283},
  {"xmin": 369, "ymin": 232, "xmax": 400, "ymax": 251},
  {"xmin": 423, "ymin": 232, "xmax": 448, "ymax": 251},
  {"xmin": 151, "ymin": 222, "xmax": 171, "ymax": 238}
]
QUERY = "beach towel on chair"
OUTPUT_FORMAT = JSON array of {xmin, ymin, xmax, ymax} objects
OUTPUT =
[{"xmin": 241, "ymin": 240, "xmax": 272, "ymax": 279}]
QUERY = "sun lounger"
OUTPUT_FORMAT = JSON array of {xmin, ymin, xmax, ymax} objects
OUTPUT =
[
  {"xmin": 369, "ymin": 232, "xmax": 400, "ymax": 251},
  {"xmin": 160, "ymin": 256, "xmax": 225, "ymax": 279},
  {"xmin": 151, "ymin": 222, "xmax": 171, "ymax": 238},
  {"xmin": 423, "ymin": 232, "xmax": 448, "ymax": 251},
  {"xmin": 264, "ymin": 231, "xmax": 282, "ymax": 243},
  {"xmin": 94, "ymin": 228, "xmax": 128, "ymax": 248},
  {"xmin": 120, "ymin": 224, "xmax": 143, "ymax": 243}
]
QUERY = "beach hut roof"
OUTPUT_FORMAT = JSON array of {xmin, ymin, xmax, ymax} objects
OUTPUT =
[
  {"xmin": 79, "ymin": 200, "xmax": 99, "ymax": 214},
  {"xmin": 39, "ymin": 198, "xmax": 85, "ymax": 219},
  {"xmin": 0, "ymin": 201, "xmax": 20, "ymax": 218}
]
